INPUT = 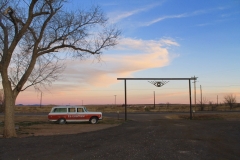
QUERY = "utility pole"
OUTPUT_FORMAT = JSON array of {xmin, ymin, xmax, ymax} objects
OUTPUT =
[
  {"xmin": 192, "ymin": 76, "xmax": 197, "ymax": 111},
  {"xmin": 40, "ymin": 92, "xmax": 42, "ymax": 107},
  {"xmin": 200, "ymin": 85, "xmax": 202, "ymax": 110},
  {"xmin": 114, "ymin": 95, "xmax": 116, "ymax": 105},
  {"xmin": 154, "ymin": 91, "xmax": 155, "ymax": 109}
]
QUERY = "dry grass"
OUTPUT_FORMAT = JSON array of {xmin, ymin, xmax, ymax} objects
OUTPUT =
[
  {"xmin": 13, "ymin": 103, "xmax": 240, "ymax": 113},
  {"xmin": 177, "ymin": 113, "xmax": 240, "ymax": 120},
  {"xmin": 14, "ymin": 105, "xmax": 53, "ymax": 113}
]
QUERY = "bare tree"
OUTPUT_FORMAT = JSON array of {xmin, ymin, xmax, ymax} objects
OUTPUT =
[
  {"xmin": 166, "ymin": 102, "xmax": 170, "ymax": 110},
  {"xmin": 224, "ymin": 94, "xmax": 237, "ymax": 110},
  {"xmin": 0, "ymin": 0, "xmax": 120, "ymax": 138},
  {"xmin": 198, "ymin": 97, "xmax": 208, "ymax": 111}
]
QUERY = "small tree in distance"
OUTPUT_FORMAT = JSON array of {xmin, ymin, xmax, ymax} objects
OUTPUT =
[
  {"xmin": 224, "ymin": 94, "xmax": 237, "ymax": 110},
  {"xmin": 209, "ymin": 101, "xmax": 213, "ymax": 111}
]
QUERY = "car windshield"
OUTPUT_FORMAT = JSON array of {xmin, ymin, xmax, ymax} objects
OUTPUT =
[{"xmin": 83, "ymin": 107, "xmax": 88, "ymax": 112}]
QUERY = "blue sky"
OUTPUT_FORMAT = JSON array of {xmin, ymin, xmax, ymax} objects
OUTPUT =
[{"xmin": 17, "ymin": 0, "xmax": 240, "ymax": 105}]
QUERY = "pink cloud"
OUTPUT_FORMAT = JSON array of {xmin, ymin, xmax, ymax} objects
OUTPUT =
[{"xmin": 16, "ymin": 38, "xmax": 181, "ymax": 105}]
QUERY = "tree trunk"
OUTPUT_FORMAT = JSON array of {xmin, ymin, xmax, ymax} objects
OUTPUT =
[
  {"xmin": 3, "ymin": 93, "xmax": 17, "ymax": 138},
  {"xmin": 2, "ymin": 78, "xmax": 17, "ymax": 138}
]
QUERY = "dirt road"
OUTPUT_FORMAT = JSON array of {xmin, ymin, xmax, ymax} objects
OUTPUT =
[{"xmin": 0, "ymin": 115, "xmax": 240, "ymax": 160}]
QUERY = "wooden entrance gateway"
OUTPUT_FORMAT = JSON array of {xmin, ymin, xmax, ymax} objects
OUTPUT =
[{"xmin": 117, "ymin": 77, "xmax": 198, "ymax": 120}]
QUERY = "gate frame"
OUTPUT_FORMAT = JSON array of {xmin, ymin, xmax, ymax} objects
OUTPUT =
[{"xmin": 117, "ymin": 77, "xmax": 198, "ymax": 120}]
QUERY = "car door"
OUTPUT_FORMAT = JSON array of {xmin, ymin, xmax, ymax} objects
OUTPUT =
[
  {"xmin": 67, "ymin": 107, "xmax": 77, "ymax": 121},
  {"xmin": 76, "ymin": 107, "xmax": 87, "ymax": 121}
]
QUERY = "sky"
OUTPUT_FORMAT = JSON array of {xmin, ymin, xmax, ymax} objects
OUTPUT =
[{"xmin": 16, "ymin": 0, "xmax": 240, "ymax": 105}]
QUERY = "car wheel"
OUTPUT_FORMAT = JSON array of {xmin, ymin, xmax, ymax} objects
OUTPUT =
[
  {"xmin": 90, "ymin": 117, "xmax": 98, "ymax": 124},
  {"xmin": 58, "ymin": 118, "xmax": 66, "ymax": 124}
]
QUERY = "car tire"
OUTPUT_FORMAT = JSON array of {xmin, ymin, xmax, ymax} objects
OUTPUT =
[
  {"xmin": 90, "ymin": 117, "xmax": 98, "ymax": 124},
  {"xmin": 58, "ymin": 118, "xmax": 66, "ymax": 124}
]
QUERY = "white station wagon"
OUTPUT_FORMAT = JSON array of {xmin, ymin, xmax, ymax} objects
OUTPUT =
[{"xmin": 48, "ymin": 106, "xmax": 102, "ymax": 124}]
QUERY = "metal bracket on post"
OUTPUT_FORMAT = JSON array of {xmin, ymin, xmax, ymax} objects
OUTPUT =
[{"xmin": 148, "ymin": 80, "xmax": 169, "ymax": 87}]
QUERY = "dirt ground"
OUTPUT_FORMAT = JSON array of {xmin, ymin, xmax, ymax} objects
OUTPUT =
[
  {"xmin": 0, "ymin": 116, "xmax": 123, "ymax": 138},
  {"xmin": 0, "ymin": 112, "xmax": 240, "ymax": 160},
  {"xmin": 0, "ymin": 112, "xmax": 239, "ymax": 138},
  {"xmin": 17, "ymin": 123, "xmax": 121, "ymax": 138}
]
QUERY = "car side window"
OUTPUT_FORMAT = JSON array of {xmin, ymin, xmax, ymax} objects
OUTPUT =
[
  {"xmin": 68, "ymin": 108, "xmax": 75, "ymax": 113},
  {"xmin": 77, "ymin": 108, "xmax": 83, "ymax": 112}
]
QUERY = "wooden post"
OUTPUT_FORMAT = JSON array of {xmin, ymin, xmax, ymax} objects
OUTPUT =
[
  {"xmin": 189, "ymin": 79, "xmax": 192, "ymax": 120},
  {"xmin": 124, "ymin": 79, "xmax": 127, "ymax": 121}
]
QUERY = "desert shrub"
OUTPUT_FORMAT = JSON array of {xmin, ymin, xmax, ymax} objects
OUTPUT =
[{"xmin": 144, "ymin": 106, "xmax": 150, "ymax": 112}]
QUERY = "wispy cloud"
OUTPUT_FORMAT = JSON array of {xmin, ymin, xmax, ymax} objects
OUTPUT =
[
  {"xmin": 142, "ymin": 7, "xmax": 229, "ymax": 26},
  {"xmin": 142, "ymin": 14, "xmax": 188, "ymax": 26},
  {"xmin": 109, "ymin": 3, "xmax": 161, "ymax": 24},
  {"xmin": 196, "ymin": 22, "xmax": 214, "ymax": 27}
]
